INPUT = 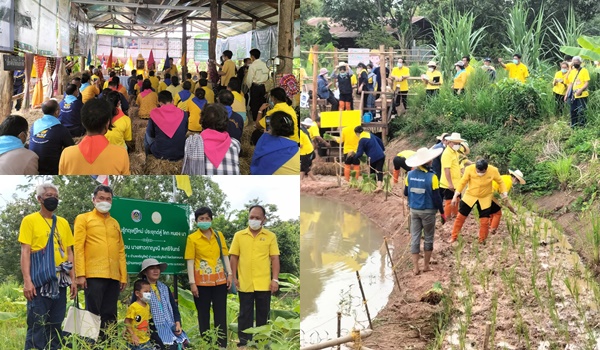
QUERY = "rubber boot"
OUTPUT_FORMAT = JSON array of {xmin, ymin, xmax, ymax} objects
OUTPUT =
[
  {"xmin": 393, "ymin": 169, "xmax": 400, "ymax": 184},
  {"xmin": 479, "ymin": 217, "xmax": 491, "ymax": 243},
  {"xmin": 344, "ymin": 164, "xmax": 351, "ymax": 182},
  {"xmin": 450, "ymin": 213, "xmax": 467, "ymax": 243},
  {"xmin": 452, "ymin": 198, "xmax": 459, "ymax": 217},
  {"xmin": 444, "ymin": 200, "xmax": 454, "ymax": 220},
  {"xmin": 490, "ymin": 211, "xmax": 502, "ymax": 234},
  {"xmin": 352, "ymin": 165, "xmax": 361, "ymax": 179}
]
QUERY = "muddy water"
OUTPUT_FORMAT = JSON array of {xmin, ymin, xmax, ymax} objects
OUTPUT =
[{"xmin": 300, "ymin": 195, "xmax": 395, "ymax": 347}]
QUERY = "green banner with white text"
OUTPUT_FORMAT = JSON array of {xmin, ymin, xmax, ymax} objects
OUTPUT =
[{"xmin": 111, "ymin": 197, "xmax": 191, "ymax": 275}]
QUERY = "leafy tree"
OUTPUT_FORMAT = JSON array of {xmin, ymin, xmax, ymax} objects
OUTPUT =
[
  {"xmin": 0, "ymin": 197, "xmax": 37, "ymax": 283},
  {"xmin": 356, "ymin": 23, "xmax": 399, "ymax": 49}
]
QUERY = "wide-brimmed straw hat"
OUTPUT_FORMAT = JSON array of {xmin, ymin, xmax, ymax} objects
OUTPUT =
[
  {"xmin": 319, "ymin": 68, "xmax": 328, "ymax": 76},
  {"xmin": 509, "ymin": 169, "xmax": 526, "ymax": 184},
  {"xmin": 454, "ymin": 61, "xmax": 465, "ymax": 67},
  {"xmin": 139, "ymin": 258, "xmax": 167, "ymax": 278},
  {"xmin": 436, "ymin": 132, "xmax": 449, "ymax": 141},
  {"xmin": 459, "ymin": 141, "xmax": 470, "ymax": 155},
  {"xmin": 301, "ymin": 118, "xmax": 314, "ymax": 126},
  {"xmin": 338, "ymin": 62, "xmax": 347, "ymax": 68},
  {"xmin": 406, "ymin": 147, "xmax": 444, "ymax": 168},
  {"xmin": 427, "ymin": 61, "xmax": 437, "ymax": 67},
  {"xmin": 446, "ymin": 132, "xmax": 466, "ymax": 142}
]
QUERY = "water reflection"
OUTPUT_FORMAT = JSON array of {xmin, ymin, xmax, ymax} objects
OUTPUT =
[{"xmin": 300, "ymin": 196, "xmax": 395, "ymax": 345}]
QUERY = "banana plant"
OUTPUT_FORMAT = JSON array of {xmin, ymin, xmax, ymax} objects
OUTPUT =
[{"xmin": 560, "ymin": 35, "xmax": 600, "ymax": 61}]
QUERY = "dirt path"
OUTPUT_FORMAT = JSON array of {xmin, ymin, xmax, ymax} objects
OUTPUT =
[{"xmin": 301, "ymin": 177, "xmax": 600, "ymax": 349}]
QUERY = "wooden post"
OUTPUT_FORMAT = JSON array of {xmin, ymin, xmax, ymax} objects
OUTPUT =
[
  {"xmin": 379, "ymin": 45, "xmax": 387, "ymax": 144},
  {"xmin": 336, "ymin": 311, "xmax": 342, "ymax": 350},
  {"xmin": 276, "ymin": 0, "xmax": 293, "ymax": 75},
  {"xmin": 23, "ymin": 53, "xmax": 35, "ymax": 111},
  {"xmin": 384, "ymin": 237, "xmax": 401, "ymax": 291},
  {"xmin": 356, "ymin": 271, "xmax": 373, "ymax": 329},
  {"xmin": 311, "ymin": 45, "xmax": 318, "ymax": 119},
  {"xmin": 300, "ymin": 329, "xmax": 373, "ymax": 350},
  {"xmin": 252, "ymin": 19, "xmax": 257, "ymax": 30},
  {"xmin": 182, "ymin": 16, "xmax": 188, "ymax": 79},
  {"xmin": 209, "ymin": 0, "xmax": 218, "ymax": 61},
  {"xmin": 0, "ymin": 54, "xmax": 14, "ymax": 121}
]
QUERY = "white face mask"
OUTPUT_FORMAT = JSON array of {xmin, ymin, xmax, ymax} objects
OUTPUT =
[
  {"xmin": 142, "ymin": 292, "xmax": 152, "ymax": 303},
  {"xmin": 397, "ymin": 63, "xmax": 403, "ymax": 68},
  {"xmin": 452, "ymin": 144, "xmax": 460, "ymax": 151},
  {"xmin": 249, "ymin": 219, "xmax": 263, "ymax": 230},
  {"xmin": 428, "ymin": 67, "xmax": 434, "ymax": 72},
  {"xmin": 95, "ymin": 201, "xmax": 112, "ymax": 213}
]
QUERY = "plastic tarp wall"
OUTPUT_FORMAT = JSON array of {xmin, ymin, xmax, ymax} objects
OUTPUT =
[
  {"xmin": 70, "ymin": 3, "xmax": 93, "ymax": 56},
  {"xmin": 0, "ymin": 0, "xmax": 14, "ymax": 52}
]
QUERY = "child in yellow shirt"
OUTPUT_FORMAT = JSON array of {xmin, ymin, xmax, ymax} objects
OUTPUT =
[{"xmin": 125, "ymin": 280, "xmax": 154, "ymax": 349}]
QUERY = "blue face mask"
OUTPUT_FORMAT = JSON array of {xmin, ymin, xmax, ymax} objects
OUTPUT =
[
  {"xmin": 340, "ymin": 72, "xmax": 347, "ymax": 77},
  {"xmin": 512, "ymin": 59, "xmax": 519, "ymax": 64},
  {"xmin": 269, "ymin": 101, "xmax": 275, "ymax": 108},
  {"xmin": 197, "ymin": 222, "xmax": 212, "ymax": 230},
  {"xmin": 561, "ymin": 69, "xmax": 567, "ymax": 74}
]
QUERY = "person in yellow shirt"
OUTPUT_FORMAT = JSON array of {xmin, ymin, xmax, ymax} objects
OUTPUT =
[
  {"xmin": 164, "ymin": 57, "xmax": 178, "ymax": 78},
  {"xmin": 390, "ymin": 58, "xmax": 410, "ymax": 113},
  {"xmin": 103, "ymin": 91, "xmax": 133, "ymax": 150},
  {"xmin": 174, "ymin": 81, "xmax": 193, "ymax": 111},
  {"xmin": 498, "ymin": 54, "xmax": 529, "ymax": 83},
  {"xmin": 392, "ymin": 149, "xmax": 415, "ymax": 183},
  {"xmin": 185, "ymin": 73, "xmax": 197, "ymax": 94},
  {"xmin": 564, "ymin": 56, "xmax": 590, "ymax": 128},
  {"xmin": 136, "ymin": 79, "xmax": 159, "ymax": 119},
  {"xmin": 156, "ymin": 75, "xmax": 168, "ymax": 93},
  {"xmin": 553, "ymin": 62, "xmax": 569, "ymax": 115},
  {"xmin": 125, "ymin": 280, "xmax": 153, "ymax": 348},
  {"xmin": 80, "ymin": 73, "xmax": 100, "ymax": 103},
  {"xmin": 452, "ymin": 61, "xmax": 467, "ymax": 95},
  {"xmin": 185, "ymin": 207, "xmax": 232, "ymax": 348},
  {"xmin": 148, "ymin": 70, "xmax": 159, "ymax": 91},
  {"xmin": 74, "ymin": 184, "xmax": 127, "ymax": 337},
  {"xmin": 217, "ymin": 50, "xmax": 236, "ymax": 88},
  {"xmin": 421, "ymin": 61, "xmax": 443, "ymax": 97},
  {"xmin": 462, "ymin": 56, "xmax": 474, "ymax": 77},
  {"xmin": 187, "ymin": 88, "xmax": 207, "ymax": 132},
  {"xmin": 227, "ymin": 77, "xmax": 247, "ymax": 123},
  {"xmin": 229, "ymin": 205, "xmax": 280, "ymax": 348},
  {"xmin": 250, "ymin": 111, "xmax": 300, "ymax": 175},
  {"xmin": 489, "ymin": 169, "xmax": 524, "ymax": 234},
  {"xmin": 338, "ymin": 123, "xmax": 361, "ymax": 181},
  {"xmin": 300, "ymin": 128, "xmax": 316, "ymax": 181},
  {"xmin": 199, "ymin": 79, "xmax": 215, "ymax": 104},
  {"xmin": 103, "ymin": 71, "xmax": 117, "ymax": 89},
  {"xmin": 59, "ymin": 99, "xmax": 130, "ymax": 175},
  {"xmin": 166, "ymin": 76, "xmax": 183, "ymax": 100},
  {"xmin": 19, "ymin": 183, "xmax": 76, "ymax": 350},
  {"xmin": 440, "ymin": 132, "xmax": 467, "ymax": 220},
  {"xmin": 257, "ymin": 88, "xmax": 299, "ymax": 143},
  {"xmin": 450, "ymin": 159, "xmax": 508, "ymax": 244}
]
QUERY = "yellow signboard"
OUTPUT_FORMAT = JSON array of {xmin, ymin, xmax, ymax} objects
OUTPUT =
[{"xmin": 320, "ymin": 110, "xmax": 362, "ymax": 128}]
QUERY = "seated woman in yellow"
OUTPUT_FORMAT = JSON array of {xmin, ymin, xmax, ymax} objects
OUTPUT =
[
  {"xmin": 256, "ymin": 88, "xmax": 299, "ymax": 143},
  {"xmin": 136, "ymin": 79, "xmax": 159, "ymax": 119},
  {"xmin": 104, "ymin": 91, "xmax": 133, "ymax": 150},
  {"xmin": 187, "ymin": 88, "xmax": 207, "ymax": 132},
  {"xmin": 227, "ymin": 78, "xmax": 247, "ymax": 123},
  {"xmin": 174, "ymin": 81, "xmax": 193, "ymax": 112},
  {"xmin": 166, "ymin": 76, "xmax": 183, "ymax": 99},
  {"xmin": 250, "ymin": 111, "xmax": 300, "ymax": 175},
  {"xmin": 453, "ymin": 61, "xmax": 467, "ymax": 95}
]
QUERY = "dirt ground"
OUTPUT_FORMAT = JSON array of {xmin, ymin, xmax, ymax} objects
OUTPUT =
[{"xmin": 301, "ymin": 176, "xmax": 600, "ymax": 349}]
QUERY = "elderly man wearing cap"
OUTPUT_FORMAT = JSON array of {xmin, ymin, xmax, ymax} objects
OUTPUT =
[
  {"xmin": 489, "ymin": 169, "xmax": 525, "ymax": 234},
  {"xmin": 332, "ymin": 62, "xmax": 354, "ymax": 110},
  {"xmin": 564, "ymin": 55, "xmax": 590, "ymax": 128},
  {"xmin": 450, "ymin": 159, "xmax": 508, "ymax": 244},
  {"xmin": 482, "ymin": 58, "xmax": 496, "ymax": 80},
  {"xmin": 431, "ymin": 132, "xmax": 449, "ymax": 179},
  {"xmin": 317, "ymin": 68, "xmax": 339, "ymax": 111},
  {"xmin": 421, "ymin": 61, "xmax": 443, "ymax": 97},
  {"xmin": 404, "ymin": 147, "xmax": 446, "ymax": 275},
  {"xmin": 453, "ymin": 61, "xmax": 467, "ymax": 95},
  {"xmin": 136, "ymin": 258, "xmax": 189, "ymax": 348},
  {"xmin": 439, "ymin": 132, "xmax": 466, "ymax": 222}
]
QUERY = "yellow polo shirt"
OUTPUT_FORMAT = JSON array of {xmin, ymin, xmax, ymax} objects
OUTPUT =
[
  {"xmin": 221, "ymin": 60, "xmax": 236, "ymax": 87},
  {"xmin": 229, "ymin": 227, "xmax": 280, "ymax": 292},
  {"xmin": 184, "ymin": 229, "xmax": 228, "ymax": 286},
  {"xmin": 553, "ymin": 71, "xmax": 568, "ymax": 95},
  {"xmin": 492, "ymin": 175, "xmax": 513, "ymax": 194},
  {"xmin": 157, "ymin": 81, "xmax": 168, "ymax": 93},
  {"xmin": 261, "ymin": 102, "xmax": 300, "ymax": 143},
  {"xmin": 456, "ymin": 164, "xmax": 506, "ymax": 209},
  {"xmin": 340, "ymin": 125, "xmax": 360, "ymax": 154},
  {"xmin": 308, "ymin": 124, "xmax": 320, "ymax": 139},
  {"xmin": 174, "ymin": 91, "xmax": 193, "ymax": 112},
  {"xmin": 125, "ymin": 302, "xmax": 151, "ymax": 344},
  {"xmin": 202, "ymin": 86, "xmax": 215, "ymax": 104},
  {"xmin": 81, "ymin": 85, "xmax": 100, "ymax": 104},
  {"xmin": 566, "ymin": 68, "xmax": 590, "ymax": 99},
  {"xmin": 74, "ymin": 209, "xmax": 127, "ymax": 282},
  {"xmin": 19, "ymin": 213, "xmax": 74, "ymax": 268},
  {"xmin": 391, "ymin": 66, "xmax": 410, "ymax": 91},
  {"xmin": 166, "ymin": 84, "xmax": 183, "ymax": 99},
  {"xmin": 187, "ymin": 99, "xmax": 205, "ymax": 132},
  {"xmin": 273, "ymin": 147, "xmax": 300, "ymax": 174},
  {"xmin": 453, "ymin": 71, "xmax": 467, "ymax": 90},
  {"xmin": 59, "ymin": 141, "xmax": 131, "ymax": 175},
  {"xmin": 440, "ymin": 147, "xmax": 461, "ymax": 189},
  {"xmin": 231, "ymin": 91, "xmax": 246, "ymax": 114},
  {"xmin": 148, "ymin": 76, "xmax": 159, "ymax": 92},
  {"xmin": 425, "ymin": 70, "xmax": 443, "ymax": 90},
  {"xmin": 105, "ymin": 114, "xmax": 133, "ymax": 148},
  {"xmin": 396, "ymin": 150, "xmax": 415, "ymax": 158},
  {"xmin": 300, "ymin": 131, "xmax": 314, "ymax": 156},
  {"xmin": 464, "ymin": 65, "xmax": 474, "ymax": 77},
  {"xmin": 136, "ymin": 92, "xmax": 159, "ymax": 118},
  {"xmin": 504, "ymin": 62, "xmax": 529, "ymax": 83}
]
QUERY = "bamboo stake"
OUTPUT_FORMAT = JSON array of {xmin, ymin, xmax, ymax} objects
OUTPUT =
[
  {"xmin": 311, "ymin": 44, "xmax": 318, "ymax": 120},
  {"xmin": 337, "ymin": 311, "xmax": 342, "ymax": 350},
  {"xmin": 300, "ymin": 330, "xmax": 373, "ymax": 350},
  {"xmin": 356, "ymin": 271, "xmax": 373, "ymax": 329},
  {"xmin": 384, "ymin": 237, "xmax": 401, "ymax": 292},
  {"xmin": 483, "ymin": 323, "xmax": 491, "ymax": 350}
]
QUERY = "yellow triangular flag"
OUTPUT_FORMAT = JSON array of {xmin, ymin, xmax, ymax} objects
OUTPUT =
[
  {"xmin": 307, "ymin": 48, "xmax": 314, "ymax": 65},
  {"xmin": 125, "ymin": 56, "xmax": 133, "ymax": 72},
  {"xmin": 175, "ymin": 175, "xmax": 193, "ymax": 197}
]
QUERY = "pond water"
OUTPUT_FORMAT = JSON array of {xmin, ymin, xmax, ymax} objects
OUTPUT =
[{"xmin": 300, "ymin": 195, "xmax": 395, "ymax": 347}]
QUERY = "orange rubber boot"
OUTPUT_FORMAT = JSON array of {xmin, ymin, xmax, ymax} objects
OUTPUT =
[
  {"xmin": 479, "ymin": 217, "xmax": 491, "ymax": 243},
  {"xmin": 352, "ymin": 165, "xmax": 361, "ymax": 179},
  {"xmin": 452, "ymin": 199, "xmax": 459, "ymax": 217},
  {"xmin": 393, "ymin": 169, "xmax": 400, "ymax": 183},
  {"xmin": 444, "ymin": 200, "xmax": 454, "ymax": 220},
  {"xmin": 490, "ymin": 211, "xmax": 502, "ymax": 231},
  {"xmin": 450, "ymin": 213, "xmax": 467, "ymax": 242},
  {"xmin": 344, "ymin": 164, "xmax": 351, "ymax": 182}
]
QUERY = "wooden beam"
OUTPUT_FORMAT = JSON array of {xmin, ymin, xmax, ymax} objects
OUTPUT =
[
  {"xmin": 277, "ymin": 0, "xmax": 294, "ymax": 75},
  {"xmin": 209, "ymin": 0, "xmax": 218, "ymax": 61},
  {"xmin": 182, "ymin": 16, "xmax": 188, "ymax": 78},
  {"xmin": 223, "ymin": 3, "xmax": 273, "ymax": 26},
  {"xmin": 187, "ymin": 17, "xmax": 255, "ymax": 22}
]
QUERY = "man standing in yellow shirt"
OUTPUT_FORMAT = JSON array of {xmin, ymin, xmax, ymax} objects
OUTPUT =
[
  {"xmin": 19, "ymin": 183, "xmax": 75, "ymax": 350},
  {"xmin": 440, "ymin": 133, "xmax": 466, "ymax": 220},
  {"xmin": 74, "ymin": 185, "xmax": 127, "ymax": 339},
  {"xmin": 229, "ymin": 205, "xmax": 280, "ymax": 348},
  {"xmin": 390, "ymin": 58, "xmax": 410, "ymax": 114},
  {"xmin": 498, "ymin": 54, "xmax": 529, "ymax": 83},
  {"xmin": 217, "ymin": 50, "xmax": 236, "ymax": 89},
  {"xmin": 564, "ymin": 56, "xmax": 590, "ymax": 128},
  {"xmin": 450, "ymin": 159, "xmax": 507, "ymax": 244}
]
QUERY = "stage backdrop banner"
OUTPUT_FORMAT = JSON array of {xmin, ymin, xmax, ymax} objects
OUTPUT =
[
  {"xmin": 14, "ymin": 0, "xmax": 39, "ymax": 53},
  {"xmin": 0, "ymin": 0, "xmax": 14, "ymax": 52},
  {"xmin": 110, "ymin": 197, "xmax": 192, "ymax": 275}
]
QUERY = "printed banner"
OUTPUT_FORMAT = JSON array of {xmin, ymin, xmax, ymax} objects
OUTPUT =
[
  {"xmin": 37, "ymin": 8, "xmax": 57, "ymax": 56},
  {"xmin": 110, "ymin": 197, "xmax": 192, "ymax": 275},
  {"xmin": 194, "ymin": 39, "xmax": 209, "ymax": 62},
  {"xmin": 348, "ymin": 48, "xmax": 370, "ymax": 66},
  {"xmin": 0, "ymin": 0, "xmax": 14, "ymax": 52},
  {"xmin": 14, "ymin": 0, "xmax": 39, "ymax": 53}
]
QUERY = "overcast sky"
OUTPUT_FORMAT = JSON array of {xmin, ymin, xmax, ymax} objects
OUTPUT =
[{"xmin": 0, "ymin": 176, "xmax": 299, "ymax": 221}]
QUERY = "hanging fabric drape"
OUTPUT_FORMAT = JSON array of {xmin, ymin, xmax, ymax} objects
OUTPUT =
[
  {"xmin": 32, "ymin": 56, "xmax": 47, "ymax": 108},
  {"xmin": 46, "ymin": 57, "xmax": 57, "ymax": 99}
]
